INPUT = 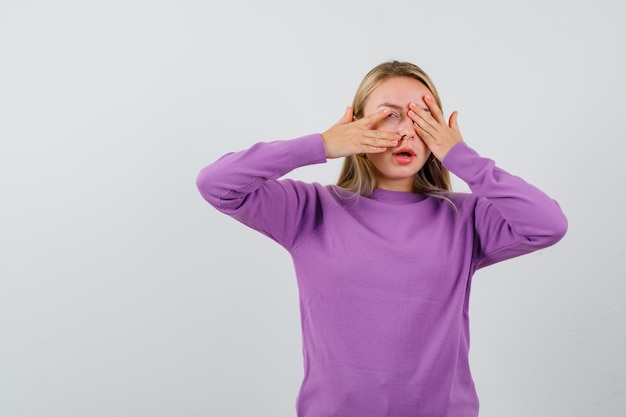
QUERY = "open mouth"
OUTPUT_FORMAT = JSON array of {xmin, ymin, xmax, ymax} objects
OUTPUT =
[
  {"xmin": 393, "ymin": 148, "xmax": 416, "ymax": 157},
  {"xmin": 393, "ymin": 148, "xmax": 416, "ymax": 164}
]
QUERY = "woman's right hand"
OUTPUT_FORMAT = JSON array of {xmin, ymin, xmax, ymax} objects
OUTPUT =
[{"xmin": 321, "ymin": 107, "xmax": 401, "ymax": 159}]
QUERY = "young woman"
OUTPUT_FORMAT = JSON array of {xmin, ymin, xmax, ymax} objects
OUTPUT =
[{"xmin": 196, "ymin": 61, "xmax": 567, "ymax": 417}]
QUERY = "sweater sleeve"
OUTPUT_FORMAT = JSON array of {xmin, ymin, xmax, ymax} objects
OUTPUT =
[
  {"xmin": 196, "ymin": 134, "xmax": 328, "ymax": 250},
  {"xmin": 442, "ymin": 142, "xmax": 568, "ymax": 270}
]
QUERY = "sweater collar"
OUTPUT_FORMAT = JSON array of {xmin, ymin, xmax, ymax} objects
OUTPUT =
[{"xmin": 369, "ymin": 188, "xmax": 428, "ymax": 204}]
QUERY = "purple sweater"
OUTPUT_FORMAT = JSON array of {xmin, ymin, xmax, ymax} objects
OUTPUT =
[{"xmin": 196, "ymin": 134, "xmax": 567, "ymax": 417}]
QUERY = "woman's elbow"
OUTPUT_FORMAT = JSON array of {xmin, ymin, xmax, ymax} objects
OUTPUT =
[
  {"xmin": 196, "ymin": 166, "xmax": 218, "ymax": 205},
  {"xmin": 542, "ymin": 211, "xmax": 568, "ymax": 246}
]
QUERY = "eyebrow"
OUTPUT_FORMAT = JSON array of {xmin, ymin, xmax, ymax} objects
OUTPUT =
[
  {"xmin": 377, "ymin": 102, "xmax": 431, "ymax": 112},
  {"xmin": 377, "ymin": 103, "xmax": 404, "ymax": 110}
]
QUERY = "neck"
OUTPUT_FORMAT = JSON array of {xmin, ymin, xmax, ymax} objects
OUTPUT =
[{"xmin": 375, "ymin": 178, "xmax": 414, "ymax": 193}]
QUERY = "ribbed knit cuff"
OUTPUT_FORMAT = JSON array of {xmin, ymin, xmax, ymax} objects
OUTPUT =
[{"xmin": 287, "ymin": 134, "xmax": 328, "ymax": 168}]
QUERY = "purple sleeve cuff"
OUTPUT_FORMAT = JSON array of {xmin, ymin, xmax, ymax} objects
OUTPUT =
[
  {"xmin": 441, "ymin": 142, "xmax": 483, "ymax": 181},
  {"xmin": 288, "ymin": 134, "xmax": 328, "ymax": 168}
]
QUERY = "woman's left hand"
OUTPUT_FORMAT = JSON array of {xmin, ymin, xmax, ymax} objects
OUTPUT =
[{"xmin": 408, "ymin": 95, "xmax": 463, "ymax": 161}]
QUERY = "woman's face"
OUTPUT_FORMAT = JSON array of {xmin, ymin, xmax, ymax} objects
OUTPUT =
[{"xmin": 362, "ymin": 76, "xmax": 432, "ymax": 192}]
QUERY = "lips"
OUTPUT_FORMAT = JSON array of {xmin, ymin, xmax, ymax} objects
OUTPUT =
[
  {"xmin": 392, "ymin": 147, "xmax": 416, "ymax": 164},
  {"xmin": 393, "ymin": 147, "xmax": 416, "ymax": 157}
]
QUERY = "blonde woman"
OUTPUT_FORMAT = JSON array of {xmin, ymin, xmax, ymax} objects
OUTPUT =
[{"xmin": 196, "ymin": 61, "xmax": 567, "ymax": 417}]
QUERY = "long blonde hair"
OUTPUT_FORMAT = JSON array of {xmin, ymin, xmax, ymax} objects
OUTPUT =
[{"xmin": 336, "ymin": 61, "xmax": 452, "ymax": 197}]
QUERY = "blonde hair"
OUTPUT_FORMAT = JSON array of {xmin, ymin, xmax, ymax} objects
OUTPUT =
[{"xmin": 336, "ymin": 61, "xmax": 452, "ymax": 198}]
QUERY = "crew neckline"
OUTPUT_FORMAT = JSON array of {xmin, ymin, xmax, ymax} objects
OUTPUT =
[{"xmin": 369, "ymin": 188, "xmax": 428, "ymax": 204}]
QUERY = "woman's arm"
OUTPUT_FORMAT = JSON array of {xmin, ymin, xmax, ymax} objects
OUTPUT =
[
  {"xmin": 410, "ymin": 95, "xmax": 567, "ymax": 269},
  {"xmin": 443, "ymin": 142, "xmax": 568, "ymax": 269},
  {"xmin": 197, "ymin": 108, "xmax": 402, "ymax": 248},
  {"xmin": 196, "ymin": 134, "xmax": 327, "ymax": 249}
]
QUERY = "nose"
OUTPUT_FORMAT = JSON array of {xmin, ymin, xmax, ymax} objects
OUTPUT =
[
  {"xmin": 399, "ymin": 116, "xmax": 416, "ymax": 141},
  {"xmin": 400, "ymin": 131, "xmax": 416, "ymax": 142}
]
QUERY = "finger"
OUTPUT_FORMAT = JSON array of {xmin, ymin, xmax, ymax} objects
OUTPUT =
[
  {"xmin": 364, "ymin": 145, "xmax": 389, "ymax": 154},
  {"xmin": 410, "ymin": 111, "xmax": 440, "ymax": 143},
  {"xmin": 414, "ymin": 118, "xmax": 437, "ymax": 149},
  {"xmin": 449, "ymin": 111, "xmax": 460, "ymax": 132},
  {"xmin": 335, "ymin": 106, "xmax": 353, "ymax": 125},
  {"xmin": 414, "ymin": 122, "xmax": 436, "ymax": 144},
  {"xmin": 360, "ymin": 107, "xmax": 392, "ymax": 127},
  {"xmin": 363, "ymin": 129, "xmax": 399, "ymax": 140},
  {"xmin": 362, "ymin": 130, "xmax": 400, "ymax": 149},
  {"xmin": 409, "ymin": 106, "xmax": 438, "ymax": 132},
  {"xmin": 358, "ymin": 137, "xmax": 398, "ymax": 152},
  {"xmin": 423, "ymin": 95, "xmax": 445, "ymax": 123}
]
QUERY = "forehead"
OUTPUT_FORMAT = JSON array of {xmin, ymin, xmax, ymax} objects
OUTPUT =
[{"xmin": 365, "ymin": 76, "xmax": 431, "ymax": 110}]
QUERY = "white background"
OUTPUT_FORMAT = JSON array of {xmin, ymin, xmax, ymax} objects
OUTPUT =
[{"xmin": 1, "ymin": 1, "xmax": 625, "ymax": 416}]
